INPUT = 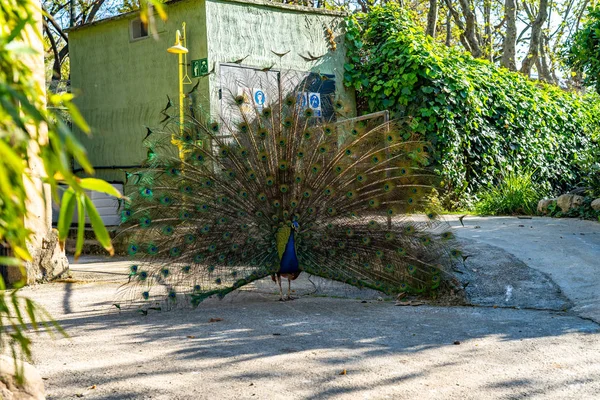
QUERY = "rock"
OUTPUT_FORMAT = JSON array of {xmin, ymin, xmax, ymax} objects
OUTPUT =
[
  {"xmin": 0, "ymin": 355, "xmax": 46, "ymax": 400},
  {"xmin": 556, "ymin": 194, "xmax": 584, "ymax": 212},
  {"xmin": 537, "ymin": 199, "xmax": 556, "ymax": 214},
  {"xmin": 591, "ymin": 198, "xmax": 600, "ymax": 211}
]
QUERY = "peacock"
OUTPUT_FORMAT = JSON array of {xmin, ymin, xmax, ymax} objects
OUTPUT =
[{"xmin": 118, "ymin": 71, "xmax": 458, "ymax": 305}]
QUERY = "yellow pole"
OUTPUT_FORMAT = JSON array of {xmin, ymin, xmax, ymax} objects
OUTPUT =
[{"xmin": 178, "ymin": 51, "xmax": 184, "ymax": 139}]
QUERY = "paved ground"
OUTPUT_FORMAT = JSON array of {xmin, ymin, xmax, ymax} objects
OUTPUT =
[
  {"xmin": 18, "ymin": 216, "xmax": 600, "ymax": 399},
  {"xmin": 449, "ymin": 216, "xmax": 600, "ymax": 322}
]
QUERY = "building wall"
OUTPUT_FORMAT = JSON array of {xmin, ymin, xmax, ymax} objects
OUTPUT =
[
  {"xmin": 205, "ymin": 0, "xmax": 354, "ymax": 117},
  {"xmin": 70, "ymin": 0, "xmax": 209, "ymax": 183},
  {"xmin": 70, "ymin": 0, "xmax": 353, "ymax": 183}
]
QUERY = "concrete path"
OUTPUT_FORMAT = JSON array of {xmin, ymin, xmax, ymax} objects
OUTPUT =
[
  {"xmin": 449, "ymin": 216, "xmax": 600, "ymax": 322},
  {"xmin": 17, "ymin": 216, "xmax": 600, "ymax": 399}
]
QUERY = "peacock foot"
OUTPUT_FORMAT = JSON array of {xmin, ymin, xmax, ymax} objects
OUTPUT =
[{"xmin": 286, "ymin": 295, "xmax": 296, "ymax": 301}]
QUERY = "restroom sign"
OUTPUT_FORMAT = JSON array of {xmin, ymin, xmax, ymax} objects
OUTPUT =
[
  {"xmin": 252, "ymin": 88, "xmax": 267, "ymax": 111},
  {"xmin": 308, "ymin": 92, "xmax": 321, "ymax": 117}
]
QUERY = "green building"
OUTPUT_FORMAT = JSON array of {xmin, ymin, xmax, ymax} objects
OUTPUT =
[{"xmin": 69, "ymin": 0, "xmax": 353, "ymax": 188}]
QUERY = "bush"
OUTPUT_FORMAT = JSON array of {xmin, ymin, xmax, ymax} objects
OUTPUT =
[
  {"xmin": 474, "ymin": 170, "xmax": 543, "ymax": 215},
  {"xmin": 344, "ymin": 5, "xmax": 600, "ymax": 208}
]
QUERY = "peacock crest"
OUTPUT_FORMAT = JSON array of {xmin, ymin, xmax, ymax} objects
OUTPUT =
[{"xmin": 118, "ymin": 70, "xmax": 458, "ymax": 305}]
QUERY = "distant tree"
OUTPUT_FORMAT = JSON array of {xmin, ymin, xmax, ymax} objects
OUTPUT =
[{"xmin": 566, "ymin": 6, "xmax": 600, "ymax": 93}]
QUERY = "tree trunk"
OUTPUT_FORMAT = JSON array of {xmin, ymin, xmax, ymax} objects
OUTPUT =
[
  {"xmin": 457, "ymin": 0, "xmax": 482, "ymax": 57},
  {"xmin": 520, "ymin": 0, "xmax": 549, "ymax": 77},
  {"xmin": 501, "ymin": 0, "xmax": 517, "ymax": 70},
  {"xmin": 445, "ymin": 10, "xmax": 452, "ymax": 46},
  {"xmin": 426, "ymin": 0, "xmax": 439, "ymax": 37}
]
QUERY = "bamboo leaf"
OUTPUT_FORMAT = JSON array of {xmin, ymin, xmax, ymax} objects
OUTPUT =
[
  {"xmin": 84, "ymin": 195, "xmax": 114, "ymax": 256},
  {"xmin": 79, "ymin": 178, "xmax": 123, "ymax": 198},
  {"xmin": 57, "ymin": 188, "xmax": 76, "ymax": 245}
]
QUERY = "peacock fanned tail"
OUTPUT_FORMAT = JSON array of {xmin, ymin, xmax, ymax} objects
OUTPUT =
[{"xmin": 118, "ymin": 71, "xmax": 459, "ymax": 305}]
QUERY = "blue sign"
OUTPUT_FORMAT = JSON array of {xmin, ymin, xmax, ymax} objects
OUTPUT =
[{"xmin": 254, "ymin": 89, "xmax": 266, "ymax": 106}]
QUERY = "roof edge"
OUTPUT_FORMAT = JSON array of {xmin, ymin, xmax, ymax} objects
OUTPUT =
[{"xmin": 67, "ymin": 0, "xmax": 347, "ymax": 32}]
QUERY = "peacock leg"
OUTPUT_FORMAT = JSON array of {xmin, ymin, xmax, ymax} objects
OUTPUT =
[
  {"xmin": 286, "ymin": 278, "xmax": 295, "ymax": 300},
  {"xmin": 277, "ymin": 275, "xmax": 285, "ymax": 301}
]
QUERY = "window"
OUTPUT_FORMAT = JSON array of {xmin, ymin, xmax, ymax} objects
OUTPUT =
[{"xmin": 130, "ymin": 18, "xmax": 148, "ymax": 40}]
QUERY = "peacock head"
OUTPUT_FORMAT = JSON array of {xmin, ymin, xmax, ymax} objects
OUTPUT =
[{"xmin": 291, "ymin": 215, "xmax": 300, "ymax": 231}]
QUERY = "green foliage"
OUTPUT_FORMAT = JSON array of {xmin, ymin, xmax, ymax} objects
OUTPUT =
[
  {"xmin": 566, "ymin": 6, "xmax": 600, "ymax": 94},
  {"xmin": 474, "ymin": 170, "xmax": 543, "ymax": 215},
  {"xmin": 1, "ymin": 0, "xmax": 131, "ymax": 377},
  {"xmin": 344, "ymin": 5, "xmax": 600, "ymax": 207}
]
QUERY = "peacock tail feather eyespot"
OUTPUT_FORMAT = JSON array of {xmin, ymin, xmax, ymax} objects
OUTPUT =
[
  {"xmin": 255, "ymin": 211, "xmax": 263, "ymax": 218},
  {"xmin": 303, "ymin": 130, "xmax": 312, "ymax": 140},
  {"xmin": 297, "ymin": 149, "xmax": 305, "ymax": 158},
  {"xmin": 279, "ymin": 184, "xmax": 289, "ymax": 193},
  {"xmin": 197, "ymin": 203, "xmax": 209, "ymax": 212},
  {"xmin": 420, "ymin": 236, "xmax": 431, "ymax": 245},
  {"xmin": 351, "ymin": 128, "xmax": 359, "ymax": 136},
  {"xmin": 404, "ymin": 226, "xmax": 415, "ymax": 234},
  {"xmin": 451, "ymin": 249, "xmax": 462, "ymax": 257},
  {"xmin": 442, "ymin": 232, "xmax": 454, "ymax": 240},
  {"xmin": 140, "ymin": 187, "xmax": 153, "ymax": 198},
  {"xmin": 179, "ymin": 211, "xmax": 192, "ymax": 220},
  {"xmin": 278, "ymin": 137, "xmax": 286, "ymax": 147},
  {"xmin": 334, "ymin": 165, "xmax": 344, "ymax": 174},
  {"xmin": 318, "ymin": 143, "xmax": 330, "ymax": 154},
  {"xmin": 146, "ymin": 244, "xmax": 158, "ymax": 255},
  {"xmin": 225, "ymin": 170, "xmax": 236, "ymax": 180},
  {"xmin": 239, "ymin": 190, "xmax": 249, "ymax": 198},
  {"xmin": 207, "ymin": 244, "xmax": 217, "ymax": 252},
  {"xmin": 304, "ymin": 108, "xmax": 314, "ymax": 118},
  {"xmin": 397, "ymin": 247, "xmax": 406, "ymax": 256},
  {"xmin": 327, "ymin": 207, "xmax": 336, "ymax": 215},
  {"xmin": 371, "ymin": 155, "xmax": 381, "ymax": 164},
  {"xmin": 323, "ymin": 124, "xmax": 333, "ymax": 136},
  {"xmin": 218, "ymin": 253, "xmax": 226, "ymax": 262},
  {"xmin": 363, "ymin": 262, "xmax": 371, "ymax": 269},
  {"xmin": 324, "ymin": 187, "xmax": 334, "ymax": 196},
  {"xmin": 193, "ymin": 253, "xmax": 204, "ymax": 263},
  {"xmin": 272, "ymin": 199, "xmax": 281, "ymax": 208},
  {"xmin": 279, "ymin": 160, "xmax": 289, "ymax": 170},
  {"xmin": 219, "ymin": 147, "xmax": 230, "ymax": 158},
  {"xmin": 337, "ymin": 241, "xmax": 346, "ymax": 249},
  {"xmin": 383, "ymin": 182, "xmax": 394, "ymax": 192},
  {"xmin": 142, "ymin": 291, "xmax": 150, "ymax": 300},
  {"xmin": 303, "ymin": 189, "xmax": 312, "ymax": 198},
  {"xmin": 185, "ymin": 234, "xmax": 196, "ymax": 244},
  {"xmin": 307, "ymin": 207, "xmax": 315, "ymax": 214},
  {"xmin": 356, "ymin": 174, "xmax": 366, "ymax": 183},
  {"xmin": 294, "ymin": 175, "xmax": 303, "ymax": 184},
  {"xmin": 139, "ymin": 217, "xmax": 151, "ymax": 228},
  {"xmin": 407, "ymin": 265, "xmax": 417, "ymax": 275},
  {"xmin": 129, "ymin": 265, "xmax": 138, "ymax": 274},
  {"xmin": 222, "ymin": 232, "xmax": 231, "ymax": 240},
  {"xmin": 271, "ymin": 214, "xmax": 280, "ymax": 222},
  {"xmin": 362, "ymin": 237, "xmax": 371, "ymax": 245},
  {"xmin": 247, "ymin": 170, "xmax": 257, "ymax": 180},
  {"xmin": 257, "ymin": 127, "xmax": 268, "ymax": 139},
  {"xmin": 169, "ymin": 247, "xmax": 181, "ymax": 257},
  {"xmin": 385, "ymin": 264, "xmax": 395, "ymax": 273},
  {"xmin": 311, "ymin": 164, "xmax": 321, "ymax": 174},
  {"xmin": 345, "ymin": 148, "xmax": 353, "ymax": 156},
  {"xmin": 375, "ymin": 250, "xmax": 384, "ymax": 258},
  {"xmin": 160, "ymin": 195, "xmax": 173, "ymax": 205},
  {"xmin": 368, "ymin": 198, "xmax": 380, "ymax": 208},
  {"xmin": 127, "ymin": 244, "xmax": 138, "ymax": 255},
  {"xmin": 265, "ymin": 176, "xmax": 275, "ymax": 186},
  {"xmin": 215, "ymin": 277, "xmax": 222, "ymax": 285},
  {"xmin": 201, "ymin": 225, "xmax": 210, "ymax": 233},
  {"xmin": 233, "ymin": 94, "xmax": 247, "ymax": 106},
  {"xmin": 258, "ymin": 192, "xmax": 267, "ymax": 201},
  {"xmin": 346, "ymin": 190, "xmax": 356, "ymax": 199},
  {"xmin": 138, "ymin": 271, "xmax": 148, "ymax": 281},
  {"xmin": 282, "ymin": 117, "xmax": 293, "ymax": 128},
  {"xmin": 385, "ymin": 232, "xmax": 395, "ymax": 241},
  {"xmin": 368, "ymin": 220, "xmax": 378, "ymax": 229},
  {"xmin": 346, "ymin": 228, "xmax": 354, "ymax": 237},
  {"xmin": 161, "ymin": 225, "xmax": 174, "ymax": 236}
]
